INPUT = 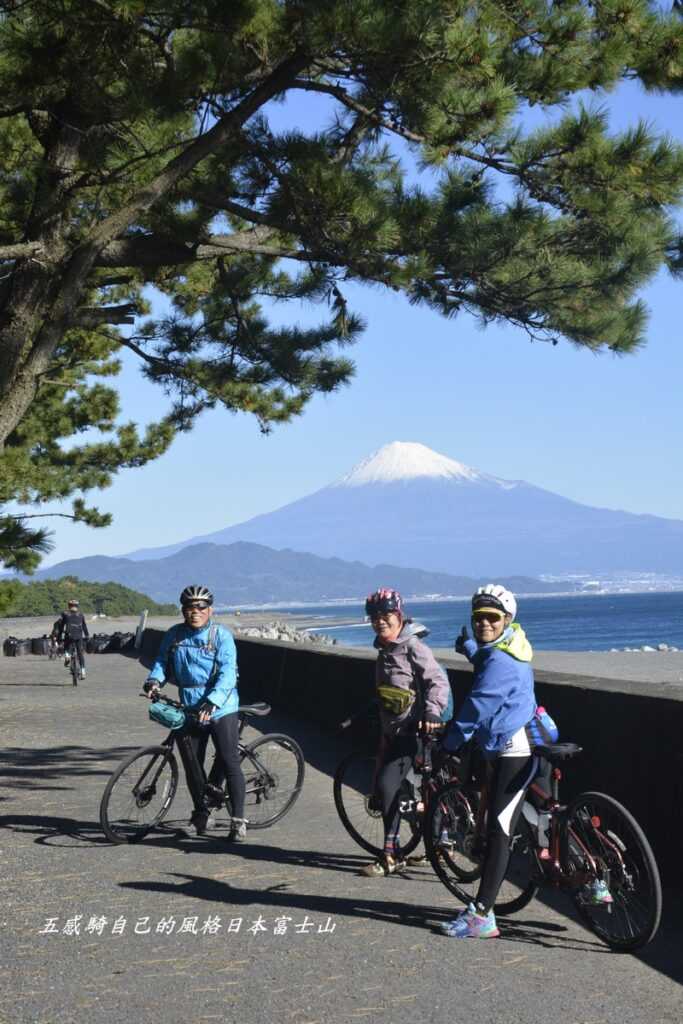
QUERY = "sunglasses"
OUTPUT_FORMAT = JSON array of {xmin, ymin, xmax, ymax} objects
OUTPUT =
[
  {"xmin": 183, "ymin": 601, "xmax": 211, "ymax": 611},
  {"xmin": 472, "ymin": 610, "xmax": 504, "ymax": 624}
]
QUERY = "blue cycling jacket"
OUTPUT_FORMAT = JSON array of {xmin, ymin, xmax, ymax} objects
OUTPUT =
[
  {"xmin": 147, "ymin": 621, "xmax": 239, "ymax": 720},
  {"xmin": 444, "ymin": 623, "xmax": 536, "ymax": 756}
]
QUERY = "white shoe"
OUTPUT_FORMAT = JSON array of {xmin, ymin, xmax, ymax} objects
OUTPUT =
[{"xmin": 80, "ymin": 668, "xmax": 86, "ymax": 679}]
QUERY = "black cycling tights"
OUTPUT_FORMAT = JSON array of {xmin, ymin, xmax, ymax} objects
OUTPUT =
[
  {"xmin": 377, "ymin": 734, "xmax": 420, "ymax": 855},
  {"xmin": 187, "ymin": 712, "xmax": 246, "ymax": 820},
  {"xmin": 476, "ymin": 754, "xmax": 536, "ymax": 914}
]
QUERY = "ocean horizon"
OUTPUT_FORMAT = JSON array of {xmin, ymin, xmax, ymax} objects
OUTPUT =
[{"xmin": 237, "ymin": 590, "xmax": 683, "ymax": 653}]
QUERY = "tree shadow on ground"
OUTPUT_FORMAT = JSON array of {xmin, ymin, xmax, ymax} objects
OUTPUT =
[
  {"xmin": 0, "ymin": 744, "xmax": 144, "ymax": 790},
  {"xmin": 116, "ymin": 868, "xmax": 613, "ymax": 956}
]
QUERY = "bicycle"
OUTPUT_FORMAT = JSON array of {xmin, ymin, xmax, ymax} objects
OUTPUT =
[
  {"xmin": 333, "ymin": 729, "xmax": 474, "ymax": 861},
  {"xmin": 63, "ymin": 638, "xmax": 83, "ymax": 686},
  {"xmin": 99, "ymin": 693, "xmax": 306, "ymax": 844},
  {"xmin": 424, "ymin": 741, "xmax": 662, "ymax": 952}
]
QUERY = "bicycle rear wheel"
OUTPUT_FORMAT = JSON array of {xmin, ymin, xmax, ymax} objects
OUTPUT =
[
  {"xmin": 563, "ymin": 791, "xmax": 662, "ymax": 951},
  {"xmin": 70, "ymin": 648, "xmax": 79, "ymax": 686},
  {"xmin": 333, "ymin": 751, "xmax": 421, "ymax": 858},
  {"xmin": 100, "ymin": 745, "xmax": 178, "ymax": 843},
  {"xmin": 241, "ymin": 734, "xmax": 305, "ymax": 828}
]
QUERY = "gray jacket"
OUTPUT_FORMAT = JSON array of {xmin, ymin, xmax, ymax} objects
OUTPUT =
[{"xmin": 374, "ymin": 621, "xmax": 451, "ymax": 737}]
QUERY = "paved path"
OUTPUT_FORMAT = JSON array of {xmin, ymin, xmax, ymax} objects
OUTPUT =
[{"xmin": 1, "ymin": 652, "xmax": 681, "ymax": 1024}]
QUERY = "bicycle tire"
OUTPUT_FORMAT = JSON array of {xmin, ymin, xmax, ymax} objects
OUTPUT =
[
  {"xmin": 100, "ymin": 745, "xmax": 178, "ymax": 844},
  {"xmin": 424, "ymin": 780, "xmax": 482, "ymax": 894},
  {"xmin": 493, "ymin": 816, "xmax": 540, "ymax": 916},
  {"xmin": 333, "ymin": 750, "xmax": 421, "ymax": 858},
  {"xmin": 240, "ymin": 734, "xmax": 305, "ymax": 829},
  {"xmin": 562, "ymin": 791, "xmax": 662, "ymax": 951},
  {"xmin": 70, "ymin": 652, "xmax": 79, "ymax": 686}
]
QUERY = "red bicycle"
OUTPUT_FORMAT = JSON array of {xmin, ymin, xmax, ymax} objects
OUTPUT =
[{"xmin": 425, "ymin": 741, "xmax": 662, "ymax": 952}]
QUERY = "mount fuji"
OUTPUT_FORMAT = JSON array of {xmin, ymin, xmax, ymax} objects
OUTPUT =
[{"xmin": 122, "ymin": 442, "xmax": 683, "ymax": 577}]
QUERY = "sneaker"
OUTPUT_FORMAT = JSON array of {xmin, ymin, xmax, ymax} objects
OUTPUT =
[
  {"xmin": 441, "ymin": 903, "xmax": 500, "ymax": 939},
  {"xmin": 588, "ymin": 879, "xmax": 614, "ymax": 905},
  {"xmin": 228, "ymin": 818, "xmax": 248, "ymax": 843},
  {"xmin": 80, "ymin": 668, "xmax": 86, "ymax": 679},
  {"xmin": 361, "ymin": 854, "xmax": 406, "ymax": 877},
  {"xmin": 405, "ymin": 853, "xmax": 430, "ymax": 867},
  {"xmin": 64, "ymin": 655, "xmax": 71, "ymax": 667},
  {"xmin": 180, "ymin": 811, "xmax": 215, "ymax": 837}
]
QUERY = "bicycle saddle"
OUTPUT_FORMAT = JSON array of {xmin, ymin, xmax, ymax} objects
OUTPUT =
[
  {"xmin": 534, "ymin": 742, "xmax": 582, "ymax": 764},
  {"xmin": 238, "ymin": 702, "xmax": 271, "ymax": 717}
]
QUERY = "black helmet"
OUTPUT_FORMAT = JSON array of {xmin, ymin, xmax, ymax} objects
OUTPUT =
[{"xmin": 180, "ymin": 584, "xmax": 214, "ymax": 607}]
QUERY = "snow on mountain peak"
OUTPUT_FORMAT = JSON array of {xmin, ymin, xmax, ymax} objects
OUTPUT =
[{"xmin": 334, "ymin": 441, "xmax": 486, "ymax": 487}]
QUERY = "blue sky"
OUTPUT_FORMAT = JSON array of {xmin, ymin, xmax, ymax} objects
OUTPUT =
[{"xmin": 37, "ymin": 79, "xmax": 683, "ymax": 566}]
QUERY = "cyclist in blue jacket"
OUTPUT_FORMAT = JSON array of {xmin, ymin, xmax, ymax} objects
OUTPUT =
[
  {"xmin": 144, "ymin": 584, "xmax": 247, "ymax": 841},
  {"xmin": 440, "ymin": 584, "xmax": 610, "ymax": 939},
  {"xmin": 440, "ymin": 584, "xmax": 537, "ymax": 939}
]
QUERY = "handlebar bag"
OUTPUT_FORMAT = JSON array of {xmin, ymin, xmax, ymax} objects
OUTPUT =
[{"xmin": 148, "ymin": 702, "xmax": 186, "ymax": 730}]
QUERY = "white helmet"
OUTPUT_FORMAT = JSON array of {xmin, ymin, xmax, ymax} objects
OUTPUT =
[{"xmin": 472, "ymin": 584, "xmax": 517, "ymax": 620}]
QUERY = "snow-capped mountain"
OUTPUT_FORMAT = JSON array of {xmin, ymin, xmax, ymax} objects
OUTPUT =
[
  {"xmin": 335, "ymin": 442, "xmax": 489, "ymax": 486},
  {"xmin": 121, "ymin": 441, "xmax": 683, "ymax": 576}
]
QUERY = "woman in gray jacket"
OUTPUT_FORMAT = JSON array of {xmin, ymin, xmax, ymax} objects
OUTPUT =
[{"xmin": 362, "ymin": 588, "xmax": 451, "ymax": 877}]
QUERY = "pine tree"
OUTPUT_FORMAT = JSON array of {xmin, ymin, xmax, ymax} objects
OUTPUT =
[{"xmin": 0, "ymin": 1, "xmax": 681, "ymax": 568}]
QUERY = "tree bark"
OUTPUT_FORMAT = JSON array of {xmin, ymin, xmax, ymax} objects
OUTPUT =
[{"xmin": 0, "ymin": 51, "xmax": 310, "ymax": 448}]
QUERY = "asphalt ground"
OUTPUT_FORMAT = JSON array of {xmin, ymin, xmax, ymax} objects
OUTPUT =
[{"xmin": 1, "ymin": 650, "xmax": 682, "ymax": 1024}]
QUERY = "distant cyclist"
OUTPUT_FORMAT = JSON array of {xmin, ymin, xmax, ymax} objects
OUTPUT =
[
  {"xmin": 361, "ymin": 588, "xmax": 451, "ymax": 877},
  {"xmin": 143, "ymin": 585, "xmax": 247, "ymax": 842},
  {"xmin": 52, "ymin": 598, "xmax": 89, "ymax": 680}
]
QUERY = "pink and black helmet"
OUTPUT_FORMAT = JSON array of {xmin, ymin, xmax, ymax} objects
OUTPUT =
[{"xmin": 365, "ymin": 588, "xmax": 404, "ymax": 618}]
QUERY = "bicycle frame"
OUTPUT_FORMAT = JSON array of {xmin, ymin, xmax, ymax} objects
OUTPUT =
[
  {"xmin": 148, "ymin": 695, "xmax": 273, "ymax": 813},
  {"xmin": 520, "ymin": 762, "xmax": 628, "ymax": 892}
]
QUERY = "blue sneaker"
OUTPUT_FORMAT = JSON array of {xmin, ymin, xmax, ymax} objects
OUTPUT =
[
  {"xmin": 441, "ymin": 903, "xmax": 500, "ymax": 939},
  {"xmin": 588, "ymin": 879, "xmax": 614, "ymax": 905}
]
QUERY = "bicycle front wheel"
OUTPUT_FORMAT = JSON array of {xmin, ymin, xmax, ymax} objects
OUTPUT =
[
  {"xmin": 333, "ymin": 751, "xmax": 421, "ymax": 858},
  {"xmin": 424, "ymin": 780, "xmax": 482, "ymax": 902},
  {"xmin": 70, "ymin": 652, "xmax": 79, "ymax": 686},
  {"xmin": 563, "ymin": 791, "xmax": 662, "ymax": 951},
  {"xmin": 100, "ymin": 745, "xmax": 178, "ymax": 844},
  {"xmin": 241, "ymin": 734, "xmax": 305, "ymax": 828}
]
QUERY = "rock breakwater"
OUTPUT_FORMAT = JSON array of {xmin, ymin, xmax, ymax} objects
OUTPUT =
[{"xmin": 235, "ymin": 620, "xmax": 336, "ymax": 645}]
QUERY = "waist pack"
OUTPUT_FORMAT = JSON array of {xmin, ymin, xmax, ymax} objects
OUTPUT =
[
  {"xmin": 527, "ymin": 705, "xmax": 559, "ymax": 747},
  {"xmin": 377, "ymin": 683, "xmax": 414, "ymax": 716},
  {"xmin": 148, "ymin": 701, "xmax": 186, "ymax": 730}
]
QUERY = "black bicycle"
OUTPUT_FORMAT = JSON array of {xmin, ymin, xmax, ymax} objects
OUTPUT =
[
  {"xmin": 99, "ymin": 695, "xmax": 305, "ymax": 844},
  {"xmin": 64, "ymin": 638, "xmax": 83, "ymax": 686},
  {"xmin": 333, "ymin": 731, "xmax": 469, "ymax": 860}
]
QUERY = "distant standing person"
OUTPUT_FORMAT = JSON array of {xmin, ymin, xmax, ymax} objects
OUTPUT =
[
  {"xmin": 143, "ymin": 585, "xmax": 248, "ymax": 842},
  {"xmin": 52, "ymin": 598, "xmax": 89, "ymax": 680},
  {"xmin": 362, "ymin": 588, "xmax": 451, "ymax": 876}
]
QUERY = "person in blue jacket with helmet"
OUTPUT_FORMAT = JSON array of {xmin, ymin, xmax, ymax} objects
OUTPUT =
[
  {"xmin": 441, "ymin": 584, "xmax": 541, "ymax": 939},
  {"xmin": 144, "ymin": 584, "xmax": 247, "ymax": 842},
  {"xmin": 440, "ymin": 584, "xmax": 609, "ymax": 939}
]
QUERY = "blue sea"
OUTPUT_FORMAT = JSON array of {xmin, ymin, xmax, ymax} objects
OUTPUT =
[{"xmin": 275, "ymin": 592, "xmax": 683, "ymax": 652}]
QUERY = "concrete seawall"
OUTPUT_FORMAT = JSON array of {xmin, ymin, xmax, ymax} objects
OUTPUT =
[{"xmin": 141, "ymin": 628, "xmax": 683, "ymax": 884}]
